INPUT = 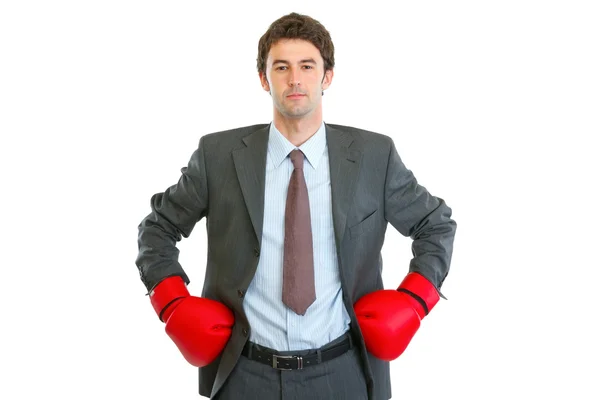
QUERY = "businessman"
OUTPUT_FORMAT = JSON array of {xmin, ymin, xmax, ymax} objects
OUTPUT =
[{"xmin": 136, "ymin": 12, "xmax": 457, "ymax": 400}]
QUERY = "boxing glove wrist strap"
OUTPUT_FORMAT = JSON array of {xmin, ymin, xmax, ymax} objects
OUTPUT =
[
  {"xmin": 397, "ymin": 272, "xmax": 440, "ymax": 316},
  {"xmin": 397, "ymin": 288, "xmax": 430, "ymax": 316},
  {"xmin": 150, "ymin": 276, "xmax": 190, "ymax": 320}
]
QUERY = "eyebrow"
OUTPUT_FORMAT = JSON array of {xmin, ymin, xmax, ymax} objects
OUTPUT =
[{"xmin": 272, "ymin": 58, "xmax": 318, "ymax": 65}]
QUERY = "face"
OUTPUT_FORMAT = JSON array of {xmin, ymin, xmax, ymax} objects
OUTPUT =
[{"xmin": 260, "ymin": 39, "xmax": 333, "ymax": 120}]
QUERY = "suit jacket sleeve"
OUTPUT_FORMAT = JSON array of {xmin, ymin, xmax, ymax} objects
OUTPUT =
[
  {"xmin": 135, "ymin": 136, "xmax": 209, "ymax": 293},
  {"xmin": 383, "ymin": 139, "xmax": 457, "ymax": 296}
]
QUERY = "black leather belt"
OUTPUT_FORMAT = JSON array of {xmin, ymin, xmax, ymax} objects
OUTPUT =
[{"xmin": 241, "ymin": 333, "xmax": 352, "ymax": 370}]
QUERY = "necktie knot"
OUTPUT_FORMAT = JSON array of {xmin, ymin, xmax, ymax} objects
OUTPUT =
[{"xmin": 290, "ymin": 149, "xmax": 304, "ymax": 170}]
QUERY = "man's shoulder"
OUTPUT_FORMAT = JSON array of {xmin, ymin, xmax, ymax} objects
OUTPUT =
[
  {"xmin": 193, "ymin": 123, "xmax": 269, "ymax": 154},
  {"xmin": 200, "ymin": 123, "xmax": 269, "ymax": 142},
  {"xmin": 325, "ymin": 123, "xmax": 394, "ymax": 147}
]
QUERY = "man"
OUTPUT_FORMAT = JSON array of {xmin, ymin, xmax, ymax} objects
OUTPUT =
[{"xmin": 136, "ymin": 12, "xmax": 457, "ymax": 400}]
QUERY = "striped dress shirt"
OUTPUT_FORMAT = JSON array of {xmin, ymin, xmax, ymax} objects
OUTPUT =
[{"xmin": 242, "ymin": 121, "xmax": 352, "ymax": 351}]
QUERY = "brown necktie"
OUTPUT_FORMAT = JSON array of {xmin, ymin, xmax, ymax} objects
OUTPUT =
[{"xmin": 282, "ymin": 149, "xmax": 316, "ymax": 316}]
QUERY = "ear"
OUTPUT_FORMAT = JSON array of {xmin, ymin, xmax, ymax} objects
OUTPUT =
[
  {"xmin": 321, "ymin": 68, "xmax": 334, "ymax": 91},
  {"xmin": 259, "ymin": 71, "xmax": 270, "ymax": 92}
]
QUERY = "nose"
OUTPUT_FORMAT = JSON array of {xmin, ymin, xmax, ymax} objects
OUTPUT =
[{"xmin": 288, "ymin": 67, "xmax": 301, "ymax": 87}]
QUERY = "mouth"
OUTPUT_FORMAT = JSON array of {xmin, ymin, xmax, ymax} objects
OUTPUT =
[{"xmin": 287, "ymin": 93, "xmax": 306, "ymax": 99}]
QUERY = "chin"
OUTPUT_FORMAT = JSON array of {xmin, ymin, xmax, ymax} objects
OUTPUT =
[{"xmin": 287, "ymin": 111, "xmax": 311, "ymax": 119}]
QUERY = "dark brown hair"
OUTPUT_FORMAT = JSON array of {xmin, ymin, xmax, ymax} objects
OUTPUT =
[{"xmin": 256, "ymin": 12, "xmax": 335, "ymax": 75}]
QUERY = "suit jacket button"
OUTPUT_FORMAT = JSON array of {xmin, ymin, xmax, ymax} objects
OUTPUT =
[
  {"xmin": 254, "ymin": 248, "xmax": 260, "ymax": 257},
  {"xmin": 237, "ymin": 289, "xmax": 245, "ymax": 298},
  {"xmin": 242, "ymin": 328, "xmax": 248, "ymax": 336}
]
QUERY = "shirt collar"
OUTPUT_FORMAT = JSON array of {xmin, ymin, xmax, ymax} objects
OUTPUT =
[{"xmin": 268, "ymin": 121, "xmax": 327, "ymax": 170}]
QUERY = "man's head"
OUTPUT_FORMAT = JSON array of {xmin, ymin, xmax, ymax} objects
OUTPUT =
[{"xmin": 257, "ymin": 13, "xmax": 335, "ymax": 121}]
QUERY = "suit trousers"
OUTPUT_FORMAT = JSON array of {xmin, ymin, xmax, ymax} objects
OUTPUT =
[{"xmin": 213, "ymin": 331, "xmax": 369, "ymax": 400}]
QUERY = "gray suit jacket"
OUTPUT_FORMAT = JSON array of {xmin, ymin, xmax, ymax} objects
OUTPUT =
[{"xmin": 136, "ymin": 122, "xmax": 457, "ymax": 399}]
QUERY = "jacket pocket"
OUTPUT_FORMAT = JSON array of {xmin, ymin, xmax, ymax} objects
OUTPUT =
[{"xmin": 349, "ymin": 209, "xmax": 379, "ymax": 238}]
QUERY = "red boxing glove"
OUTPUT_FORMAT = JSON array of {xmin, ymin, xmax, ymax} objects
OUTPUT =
[
  {"xmin": 150, "ymin": 276, "xmax": 235, "ymax": 367},
  {"xmin": 354, "ymin": 272, "xmax": 440, "ymax": 361}
]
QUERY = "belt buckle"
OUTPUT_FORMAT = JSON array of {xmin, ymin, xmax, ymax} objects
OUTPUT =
[{"xmin": 272, "ymin": 354, "xmax": 303, "ymax": 370}]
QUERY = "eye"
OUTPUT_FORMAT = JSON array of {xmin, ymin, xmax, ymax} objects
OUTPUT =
[
  {"xmin": 276, "ymin": 66, "xmax": 287, "ymax": 71},
  {"xmin": 302, "ymin": 65, "xmax": 313, "ymax": 69}
]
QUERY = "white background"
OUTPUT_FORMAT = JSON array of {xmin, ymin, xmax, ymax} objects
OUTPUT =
[{"xmin": 1, "ymin": 1, "xmax": 599, "ymax": 399}]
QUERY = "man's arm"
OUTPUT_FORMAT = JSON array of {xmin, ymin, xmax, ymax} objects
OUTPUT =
[
  {"xmin": 354, "ymin": 138, "xmax": 457, "ymax": 361},
  {"xmin": 134, "ymin": 136, "xmax": 234, "ymax": 368},
  {"xmin": 383, "ymin": 138, "xmax": 457, "ymax": 296},
  {"xmin": 135, "ymin": 136, "xmax": 209, "ymax": 294}
]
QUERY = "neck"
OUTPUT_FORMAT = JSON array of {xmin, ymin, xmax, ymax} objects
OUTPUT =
[{"xmin": 273, "ymin": 108, "xmax": 323, "ymax": 147}]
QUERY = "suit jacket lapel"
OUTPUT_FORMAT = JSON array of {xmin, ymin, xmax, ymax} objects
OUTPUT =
[
  {"xmin": 232, "ymin": 125, "xmax": 269, "ymax": 245},
  {"xmin": 325, "ymin": 123, "xmax": 363, "ymax": 251}
]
